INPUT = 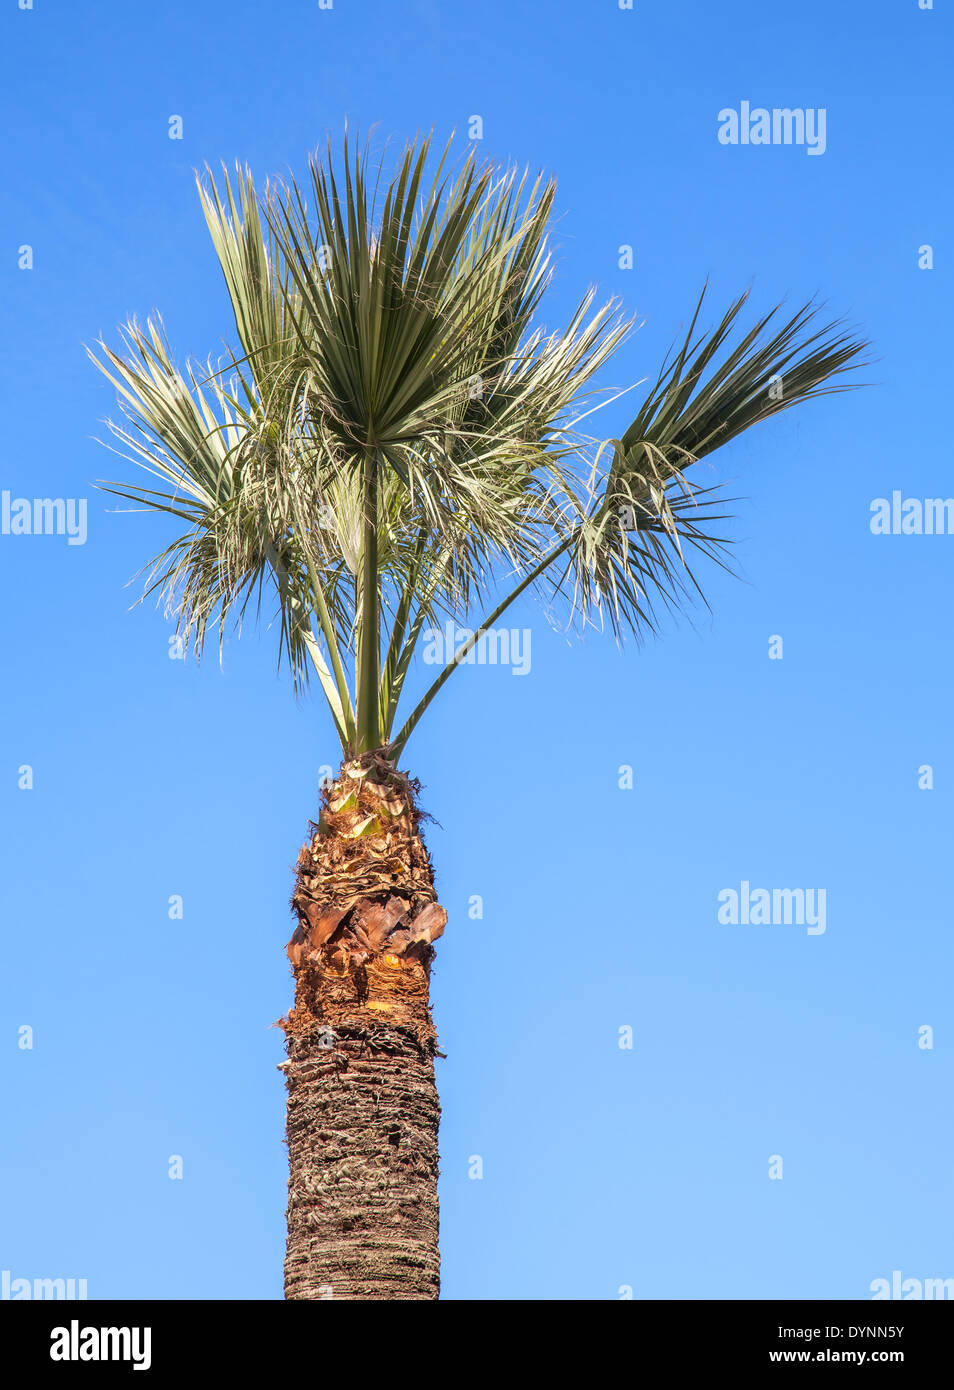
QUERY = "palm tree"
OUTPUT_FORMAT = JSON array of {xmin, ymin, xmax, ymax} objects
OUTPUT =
[{"xmin": 89, "ymin": 132, "xmax": 866, "ymax": 1301}]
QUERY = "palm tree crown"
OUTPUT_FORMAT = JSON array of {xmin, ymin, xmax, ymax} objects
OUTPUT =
[{"xmin": 90, "ymin": 133, "xmax": 866, "ymax": 758}]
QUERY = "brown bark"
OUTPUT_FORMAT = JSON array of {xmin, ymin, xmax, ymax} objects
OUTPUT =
[{"xmin": 279, "ymin": 753, "xmax": 445, "ymax": 1300}]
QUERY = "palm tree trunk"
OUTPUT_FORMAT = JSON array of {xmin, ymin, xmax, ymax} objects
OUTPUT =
[{"xmin": 280, "ymin": 752, "xmax": 446, "ymax": 1300}]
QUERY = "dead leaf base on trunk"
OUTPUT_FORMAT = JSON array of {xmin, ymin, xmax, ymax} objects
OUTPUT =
[{"xmin": 278, "ymin": 755, "xmax": 446, "ymax": 1301}]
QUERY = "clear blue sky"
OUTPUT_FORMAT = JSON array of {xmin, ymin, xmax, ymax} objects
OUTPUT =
[{"xmin": 2, "ymin": 0, "xmax": 951, "ymax": 1300}]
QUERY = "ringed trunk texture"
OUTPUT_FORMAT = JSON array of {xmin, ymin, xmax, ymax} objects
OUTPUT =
[{"xmin": 279, "ymin": 752, "xmax": 446, "ymax": 1301}]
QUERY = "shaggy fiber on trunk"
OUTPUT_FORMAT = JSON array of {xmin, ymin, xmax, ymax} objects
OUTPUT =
[{"xmin": 280, "ymin": 753, "xmax": 445, "ymax": 1300}]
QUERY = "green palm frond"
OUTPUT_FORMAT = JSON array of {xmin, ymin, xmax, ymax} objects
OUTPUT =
[
  {"xmin": 89, "ymin": 133, "xmax": 869, "ymax": 761},
  {"xmin": 555, "ymin": 285, "xmax": 868, "ymax": 642}
]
